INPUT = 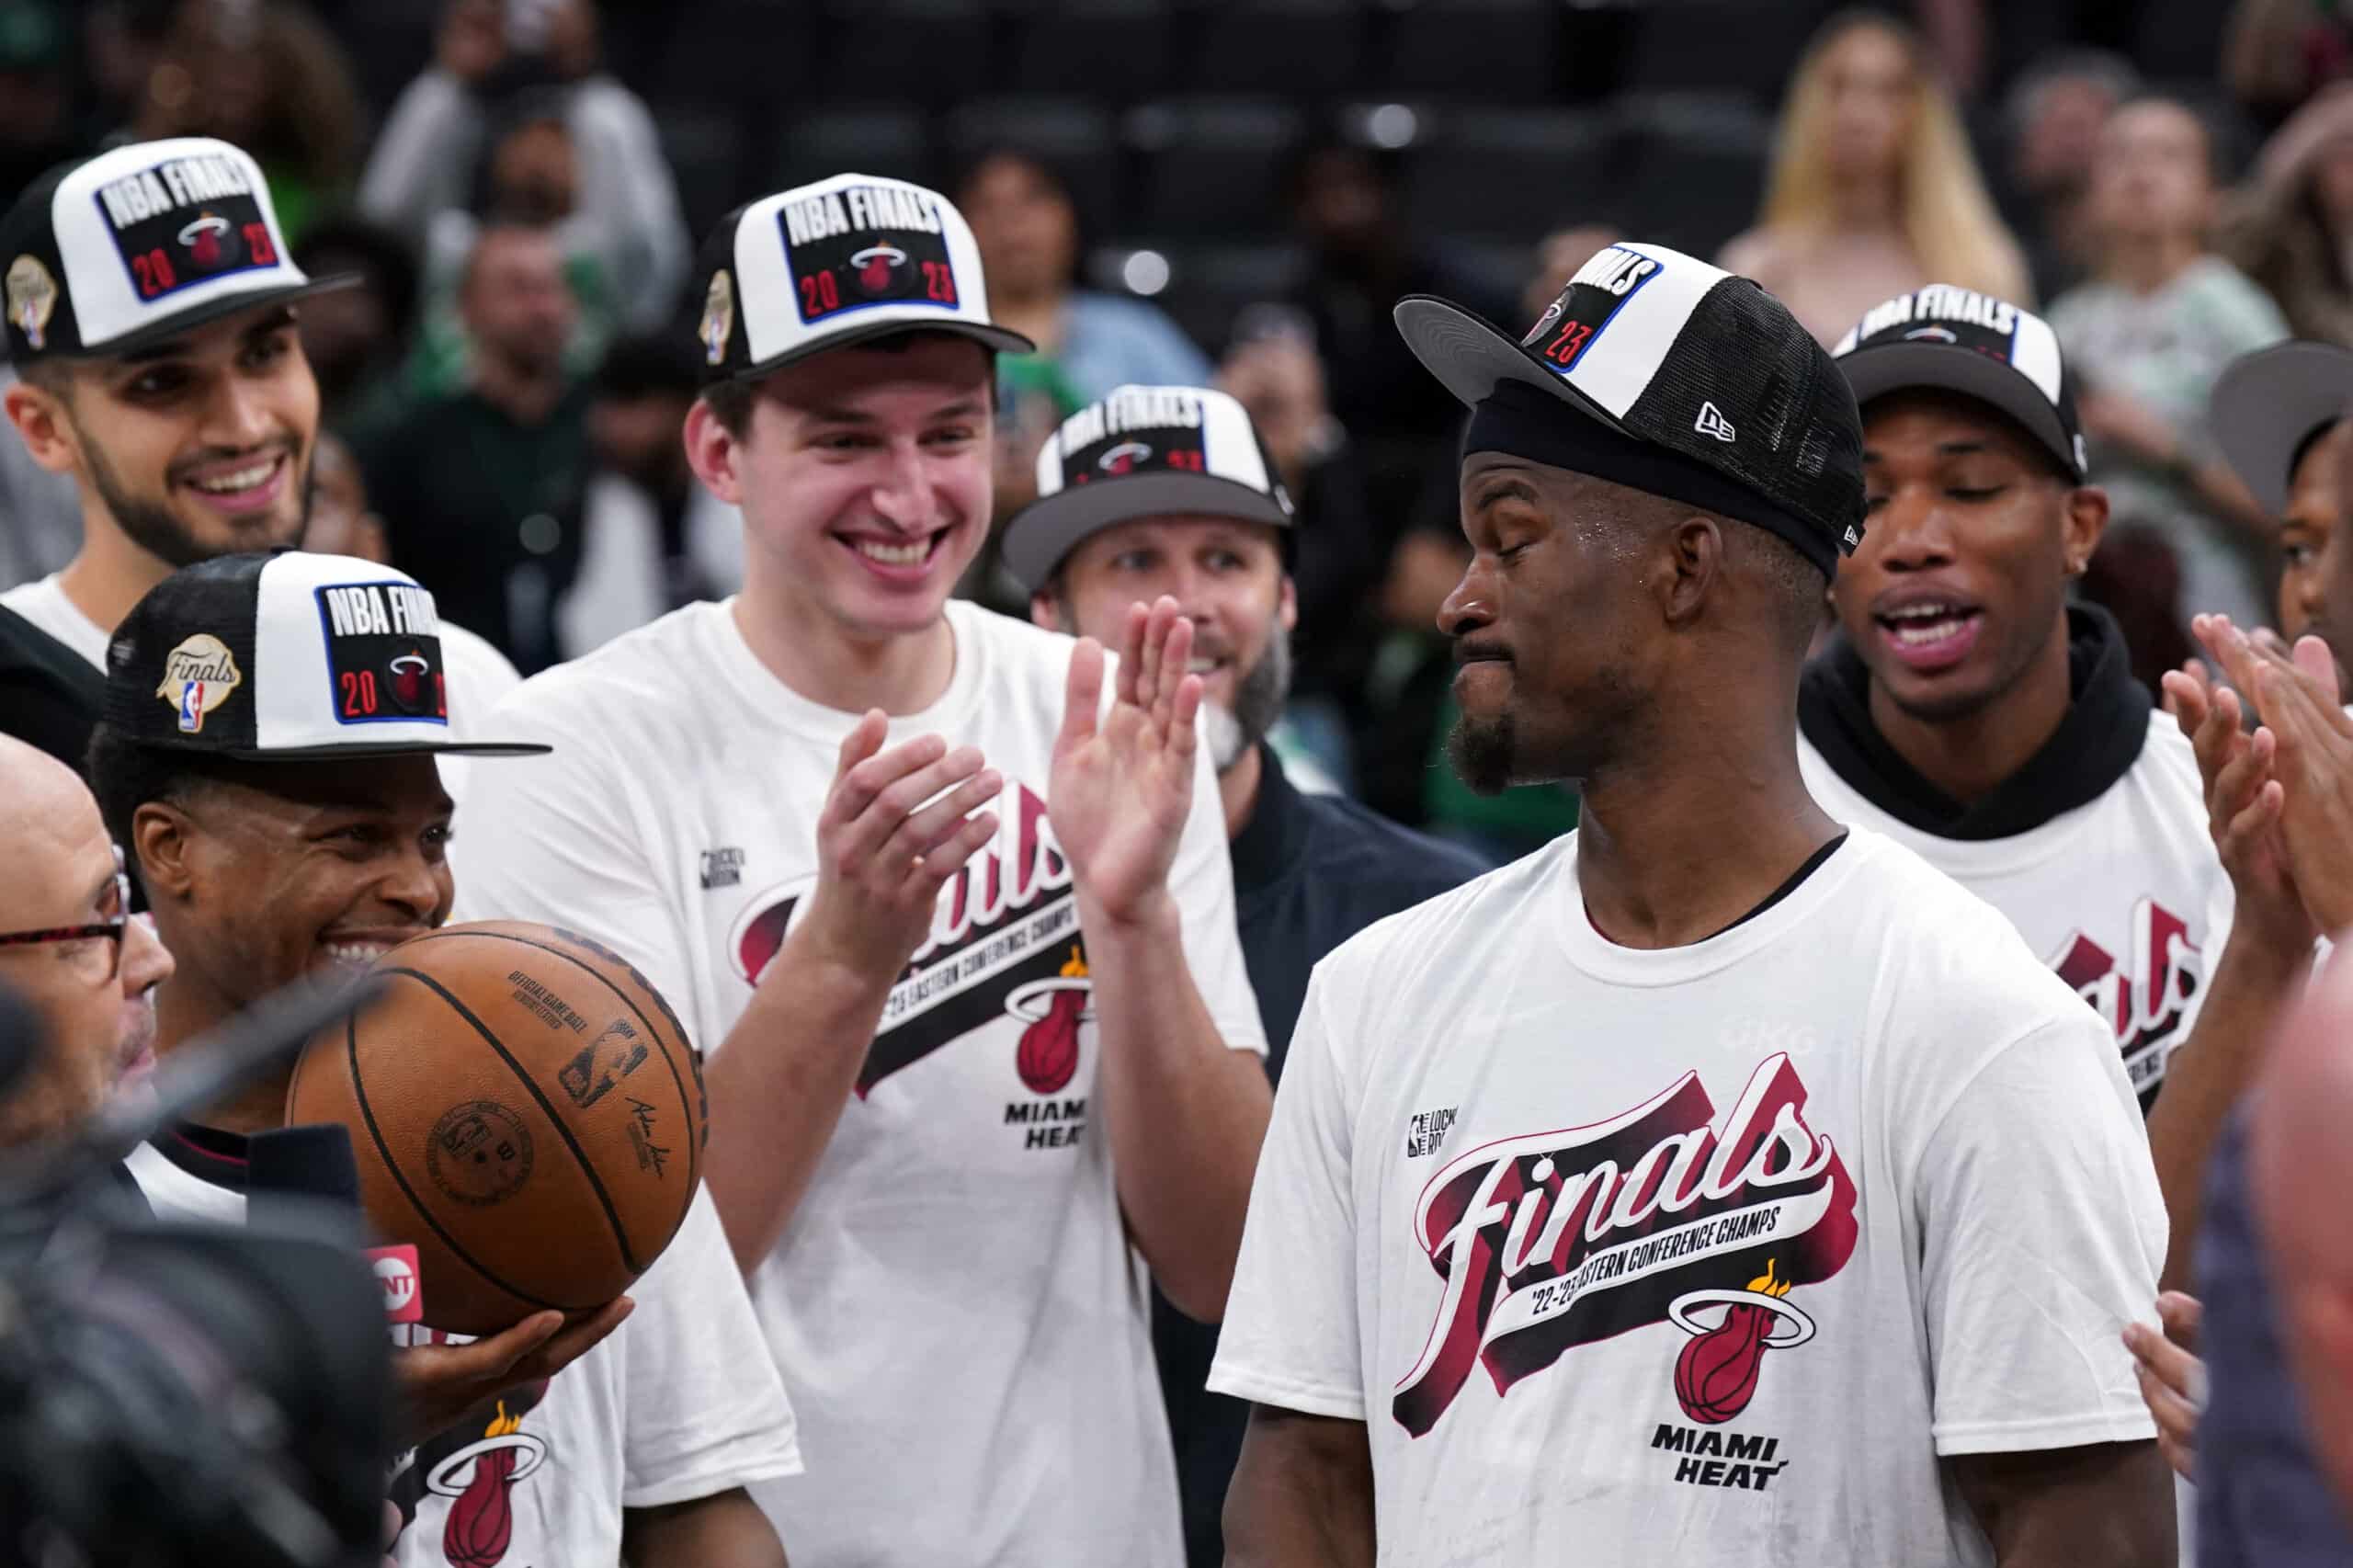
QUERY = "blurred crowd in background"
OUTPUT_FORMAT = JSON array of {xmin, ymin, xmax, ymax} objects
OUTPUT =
[{"xmin": 6, "ymin": 0, "xmax": 2353, "ymax": 860}]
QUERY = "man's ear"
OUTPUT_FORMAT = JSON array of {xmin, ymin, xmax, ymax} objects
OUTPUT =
[
  {"xmin": 131, "ymin": 801, "xmax": 202, "ymax": 906},
  {"xmin": 3, "ymin": 375, "xmax": 83, "ymax": 478},
  {"xmin": 1658, "ymin": 515, "xmax": 1725, "ymax": 626},
  {"xmin": 1278, "ymin": 573, "xmax": 1299, "ymax": 635},
  {"xmin": 2063, "ymin": 484, "xmax": 2111, "ymax": 578},
  {"xmin": 682, "ymin": 399, "xmax": 744, "ymax": 506}
]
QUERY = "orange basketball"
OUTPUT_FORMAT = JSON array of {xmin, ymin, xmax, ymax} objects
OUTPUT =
[{"xmin": 286, "ymin": 920, "xmax": 707, "ymax": 1334}]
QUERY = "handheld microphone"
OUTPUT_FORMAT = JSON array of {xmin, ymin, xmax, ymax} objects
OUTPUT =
[{"xmin": 247, "ymin": 1122, "xmax": 423, "ymax": 1326}]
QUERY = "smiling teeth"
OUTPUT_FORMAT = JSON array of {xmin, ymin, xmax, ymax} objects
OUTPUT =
[
  {"xmin": 1893, "ymin": 622, "xmax": 1964, "ymax": 646},
  {"xmin": 857, "ymin": 539, "xmax": 926, "ymax": 565},
  {"xmin": 1884, "ymin": 603, "xmax": 1963, "ymax": 621},
  {"xmin": 321, "ymin": 942, "xmax": 389, "ymax": 966},
  {"xmin": 191, "ymin": 460, "xmax": 277, "ymax": 494}
]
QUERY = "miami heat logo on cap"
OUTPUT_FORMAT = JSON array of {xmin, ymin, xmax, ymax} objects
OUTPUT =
[
  {"xmin": 1097, "ymin": 440, "xmax": 1154, "ymax": 475},
  {"xmin": 1667, "ymin": 1258, "xmax": 1816, "ymax": 1424},
  {"xmin": 1523, "ymin": 243, "xmax": 1664, "ymax": 376},
  {"xmin": 315, "ymin": 580, "xmax": 447, "ymax": 725},
  {"xmin": 850, "ymin": 244, "xmax": 909, "ymax": 294},
  {"xmin": 6, "ymin": 255, "xmax": 56, "ymax": 348},
  {"xmin": 385, "ymin": 646, "xmax": 436, "ymax": 714},
  {"xmin": 176, "ymin": 211, "xmax": 238, "ymax": 271},
  {"xmin": 91, "ymin": 151, "xmax": 278, "ymax": 301},
  {"xmin": 776, "ymin": 181, "xmax": 961, "ymax": 326}
]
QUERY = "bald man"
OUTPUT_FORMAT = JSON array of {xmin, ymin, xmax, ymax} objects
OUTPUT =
[{"xmin": 0, "ymin": 733, "xmax": 173, "ymax": 1147}]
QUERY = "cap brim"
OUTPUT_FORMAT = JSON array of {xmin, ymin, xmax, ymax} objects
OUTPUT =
[
  {"xmin": 2211, "ymin": 341, "xmax": 2353, "ymax": 516},
  {"xmin": 715, "ymin": 317, "xmax": 1037, "ymax": 384},
  {"xmin": 128, "ymin": 734, "xmax": 551, "ymax": 762},
  {"xmin": 1839, "ymin": 342, "xmax": 2081, "ymax": 480},
  {"xmin": 1002, "ymin": 472, "xmax": 1292, "ymax": 591},
  {"xmin": 57, "ymin": 272, "xmax": 366, "ymax": 360},
  {"xmin": 1392, "ymin": 294, "xmax": 1631, "ymax": 433}
]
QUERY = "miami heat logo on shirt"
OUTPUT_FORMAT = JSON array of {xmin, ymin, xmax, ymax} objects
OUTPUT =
[
  {"xmin": 732, "ymin": 780, "xmax": 1094, "ymax": 1096},
  {"xmin": 1393, "ymin": 1053, "xmax": 1856, "ymax": 1437},
  {"xmin": 2046, "ymin": 896, "xmax": 2201, "ymax": 1096},
  {"xmin": 387, "ymin": 1366, "xmax": 551, "ymax": 1567}
]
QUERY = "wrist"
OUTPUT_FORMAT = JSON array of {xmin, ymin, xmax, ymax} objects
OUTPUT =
[{"xmin": 1077, "ymin": 885, "xmax": 1182, "ymax": 946}]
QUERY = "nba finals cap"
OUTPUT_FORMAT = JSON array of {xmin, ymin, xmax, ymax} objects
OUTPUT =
[
  {"xmin": 1000, "ymin": 384, "xmax": 1296, "ymax": 591},
  {"xmin": 102, "ymin": 552, "xmax": 550, "ymax": 762},
  {"xmin": 1831, "ymin": 285, "xmax": 2088, "ymax": 482},
  {"xmin": 1394, "ymin": 240, "xmax": 1865, "ymax": 576},
  {"xmin": 0, "ymin": 136, "xmax": 356, "ymax": 363},
  {"xmin": 692, "ymin": 171, "xmax": 1034, "ymax": 385},
  {"xmin": 2211, "ymin": 341, "xmax": 2353, "ymax": 516}
]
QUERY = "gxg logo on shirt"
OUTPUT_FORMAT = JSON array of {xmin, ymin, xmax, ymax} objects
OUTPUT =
[{"xmin": 1392, "ymin": 1053, "xmax": 1858, "ymax": 1438}]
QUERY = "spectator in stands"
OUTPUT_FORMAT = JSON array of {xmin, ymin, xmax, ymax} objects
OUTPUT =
[
  {"xmin": 2226, "ymin": 0, "xmax": 2353, "ymax": 130},
  {"xmin": 955, "ymin": 146, "xmax": 1211, "ymax": 527},
  {"xmin": 562, "ymin": 333, "xmax": 743, "ymax": 656},
  {"xmin": 2079, "ymin": 521, "xmax": 2198, "ymax": 696},
  {"xmin": 1722, "ymin": 9, "xmax": 2031, "ymax": 345},
  {"xmin": 129, "ymin": 0, "xmax": 363, "ymax": 243},
  {"xmin": 358, "ymin": 222, "xmax": 590, "ymax": 676},
  {"xmin": 2005, "ymin": 51, "xmax": 2140, "ymax": 301},
  {"xmin": 2051, "ymin": 96, "xmax": 2289, "ymax": 631},
  {"xmin": 292, "ymin": 214, "xmax": 424, "ymax": 440},
  {"xmin": 2224, "ymin": 83, "xmax": 2353, "ymax": 347},
  {"xmin": 360, "ymin": 0, "xmax": 688, "ymax": 342}
]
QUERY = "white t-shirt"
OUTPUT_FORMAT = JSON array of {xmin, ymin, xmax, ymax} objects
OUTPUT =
[
  {"xmin": 449, "ymin": 597, "xmax": 1267, "ymax": 1567},
  {"xmin": 1800, "ymin": 716, "xmax": 2226, "ymax": 1104},
  {"xmin": 126, "ymin": 1135, "xmax": 801, "ymax": 1566},
  {"xmin": 1210, "ymin": 827, "xmax": 2164, "ymax": 1567}
]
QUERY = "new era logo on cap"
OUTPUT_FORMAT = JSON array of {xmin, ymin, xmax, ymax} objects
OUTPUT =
[
  {"xmin": 1001, "ymin": 384, "xmax": 1296, "ymax": 591},
  {"xmin": 0, "ymin": 137, "xmax": 350, "ymax": 362},
  {"xmin": 103, "ymin": 551, "xmax": 548, "ymax": 762},
  {"xmin": 1832, "ymin": 284, "xmax": 2086, "ymax": 481},
  {"xmin": 694, "ymin": 172, "xmax": 1032, "ymax": 383}
]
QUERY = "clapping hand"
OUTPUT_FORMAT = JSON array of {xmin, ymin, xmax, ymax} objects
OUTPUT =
[{"xmin": 1049, "ymin": 597, "xmax": 1203, "ymax": 929}]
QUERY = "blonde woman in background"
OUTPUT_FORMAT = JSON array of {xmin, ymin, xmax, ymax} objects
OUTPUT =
[{"xmin": 1723, "ymin": 9, "xmax": 2031, "ymax": 344}]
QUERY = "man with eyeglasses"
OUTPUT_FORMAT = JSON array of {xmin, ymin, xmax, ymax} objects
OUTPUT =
[{"xmin": 0, "ymin": 732, "xmax": 171, "ymax": 1148}]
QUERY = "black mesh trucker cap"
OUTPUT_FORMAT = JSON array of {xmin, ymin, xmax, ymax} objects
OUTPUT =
[
  {"xmin": 1000, "ymin": 384, "xmax": 1295, "ymax": 591},
  {"xmin": 1831, "ymin": 284, "xmax": 2088, "ymax": 482},
  {"xmin": 1394, "ymin": 240, "xmax": 1866, "ymax": 573},
  {"xmin": 692, "ymin": 172, "xmax": 1033, "ymax": 386},
  {"xmin": 1, "ymin": 137, "xmax": 357, "ymax": 363},
  {"xmin": 103, "ymin": 552, "xmax": 549, "ymax": 761}
]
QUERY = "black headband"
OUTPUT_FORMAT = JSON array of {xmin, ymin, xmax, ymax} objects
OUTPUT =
[{"xmin": 1462, "ymin": 381, "xmax": 1836, "ymax": 577}]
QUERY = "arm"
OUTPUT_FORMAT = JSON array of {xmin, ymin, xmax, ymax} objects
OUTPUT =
[
  {"xmin": 1223, "ymin": 1406, "xmax": 1376, "ymax": 1568},
  {"xmin": 1050, "ymin": 599, "xmax": 1273, "ymax": 1320},
  {"xmin": 702, "ymin": 720, "xmax": 997, "ymax": 1268},
  {"xmin": 355, "ymin": 1, "xmax": 502, "ymax": 239},
  {"xmin": 2148, "ymin": 651, "xmax": 2317, "ymax": 1290},
  {"xmin": 1948, "ymin": 1442, "xmax": 2175, "ymax": 1567},
  {"xmin": 621, "ymin": 1489, "xmax": 785, "ymax": 1568},
  {"xmin": 566, "ymin": 85, "xmax": 691, "ymax": 332}
]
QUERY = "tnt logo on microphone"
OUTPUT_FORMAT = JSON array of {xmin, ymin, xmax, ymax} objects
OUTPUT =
[{"xmin": 370, "ymin": 1244, "xmax": 425, "ymax": 1324}]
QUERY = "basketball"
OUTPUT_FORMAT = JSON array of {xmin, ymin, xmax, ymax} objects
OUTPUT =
[{"xmin": 286, "ymin": 920, "xmax": 708, "ymax": 1335}]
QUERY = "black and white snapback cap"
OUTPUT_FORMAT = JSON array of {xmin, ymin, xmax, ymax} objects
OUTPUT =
[
  {"xmin": 1394, "ymin": 240, "xmax": 1866, "ymax": 573},
  {"xmin": 1832, "ymin": 285, "xmax": 2088, "ymax": 481},
  {"xmin": 693, "ymin": 171, "xmax": 1034, "ymax": 384},
  {"xmin": 1001, "ymin": 384, "xmax": 1294, "ymax": 591},
  {"xmin": 103, "ymin": 552, "xmax": 549, "ymax": 761},
  {"xmin": 1, "ymin": 136, "xmax": 355, "ymax": 363}
]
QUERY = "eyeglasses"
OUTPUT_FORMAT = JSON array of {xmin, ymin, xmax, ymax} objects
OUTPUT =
[{"xmin": 0, "ymin": 847, "xmax": 131, "ymax": 983}]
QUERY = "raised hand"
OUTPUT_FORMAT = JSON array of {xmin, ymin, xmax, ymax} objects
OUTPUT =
[
  {"xmin": 2161, "ymin": 653, "xmax": 2312, "ymax": 951},
  {"xmin": 796, "ymin": 712, "xmax": 1002, "ymax": 983},
  {"xmin": 2193, "ymin": 616, "xmax": 2353, "ymax": 933},
  {"xmin": 1050, "ymin": 597, "xmax": 1204, "ymax": 928}
]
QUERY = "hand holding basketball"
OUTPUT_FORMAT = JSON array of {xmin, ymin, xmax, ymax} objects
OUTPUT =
[
  {"xmin": 796, "ymin": 711, "xmax": 1003, "ymax": 983},
  {"xmin": 1051, "ymin": 597, "xmax": 1202, "ymax": 926},
  {"xmin": 393, "ymin": 1299, "xmax": 635, "ymax": 1446}
]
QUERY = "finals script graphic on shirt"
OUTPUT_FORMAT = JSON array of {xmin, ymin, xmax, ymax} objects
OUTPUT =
[{"xmin": 1393, "ymin": 1052, "xmax": 1859, "ymax": 1437}]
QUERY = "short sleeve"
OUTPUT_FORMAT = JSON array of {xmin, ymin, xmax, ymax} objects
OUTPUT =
[
  {"xmin": 1169, "ymin": 722, "xmax": 1268, "ymax": 1056},
  {"xmin": 620, "ymin": 1186, "xmax": 803, "ymax": 1504},
  {"xmin": 1207, "ymin": 971, "xmax": 1365, "ymax": 1418},
  {"xmin": 446, "ymin": 686, "xmax": 697, "ymax": 1041},
  {"xmin": 1917, "ymin": 1011, "xmax": 2166, "ymax": 1454}
]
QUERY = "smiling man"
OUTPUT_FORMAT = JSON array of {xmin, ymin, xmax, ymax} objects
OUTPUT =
[
  {"xmin": 85, "ymin": 550, "xmax": 801, "ymax": 1567},
  {"xmin": 449, "ymin": 174, "xmax": 1272, "ymax": 1566},
  {"xmin": 0, "ymin": 135, "xmax": 517, "ymax": 777},
  {"xmin": 1800, "ymin": 288, "xmax": 2228, "ymax": 1117}
]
